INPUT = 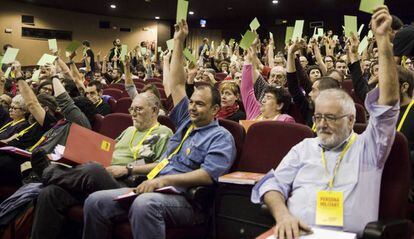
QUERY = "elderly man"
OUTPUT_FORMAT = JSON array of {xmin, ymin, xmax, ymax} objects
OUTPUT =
[
  {"xmin": 82, "ymin": 20, "xmax": 236, "ymax": 239},
  {"xmin": 252, "ymin": 6, "xmax": 399, "ymax": 239},
  {"xmin": 30, "ymin": 92, "xmax": 173, "ymax": 239}
]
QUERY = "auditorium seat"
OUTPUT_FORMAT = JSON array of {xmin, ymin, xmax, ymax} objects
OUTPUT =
[
  {"xmin": 157, "ymin": 115, "xmax": 176, "ymax": 132},
  {"xmin": 107, "ymin": 83, "xmax": 125, "ymax": 91},
  {"xmin": 355, "ymin": 103, "xmax": 367, "ymax": 124},
  {"xmin": 236, "ymin": 121, "xmax": 314, "ymax": 173},
  {"xmin": 99, "ymin": 113, "xmax": 133, "ymax": 139},
  {"xmin": 144, "ymin": 78, "xmax": 163, "ymax": 83},
  {"xmin": 218, "ymin": 119, "xmax": 245, "ymax": 172},
  {"xmin": 114, "ymin": 97, "xmax": 132, "ymax": 114},
  {"xmin": 107, "ymin": 97, "xmax": 117, "ymax": 112},
  {"xmin": 92, "ymin": 114, "xmax": 104, "ymax": 132},
  {"xmin": 103, "ymin": 88, "xmax": 123, "ymax": 100},
  {"xmin": 215, "ymin": 73, "xmax": 228, "ymax": 81}
]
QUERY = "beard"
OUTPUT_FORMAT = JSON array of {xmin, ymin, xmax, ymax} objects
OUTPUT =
[{"xmin": 317, "ymin": 124, "xmax": 351, "ymax": 149}]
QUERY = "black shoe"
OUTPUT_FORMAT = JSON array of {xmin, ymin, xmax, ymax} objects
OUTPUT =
[{"xmin": 30, "ymin": 148, "xmax": 50, "ymax": 178}]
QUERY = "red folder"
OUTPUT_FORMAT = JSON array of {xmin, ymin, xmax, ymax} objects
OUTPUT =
[{"xmin": 62, "ymin": 123, "xmax": 115, "ymax": 167}]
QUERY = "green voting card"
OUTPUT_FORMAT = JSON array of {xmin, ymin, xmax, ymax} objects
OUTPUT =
[
  {"xmin": 140, "ymin": 47, "xmax": 147, "ymax": 56},
  {"xmin": 4, "ymin": 67, "xmax": 11, "ymax": 78},
  {"xmin": 368, "ymin": 30, "xmax": 373, "ymax": 38},
  {"xmin": 359, "ymin": 0, "xmax": 384, "ymax": 14},
  {"xmin": 166, "ymin": 39, "xmax": 174, "ymax": 51},
  {"xmin": 317, "ymin": 28, "xmax": 324, "ymax": 37},
  {"xmin": 250, "ymin": 17, "xmax": 260, "ymax": 31},
  {"xmin": 239, "ymin": 30, "xmax": 256, "ymax": 50},
  {"xmin": 183, "ymin": 48, "xmax": 196, "ymax": 63},
  {"xmin": 37, "ymin": 54, "xmax": 57, "ymax": 66},
  {"xmin": 333, "ymin": 35, "xmax": 339, "ymax": 41},
  {"xmin": 66, "ymin": 41, "xmax": 81, "ymax": 53},
  {"xmin": 358, "ymin": 24, "xmax": 365, "ymax": 36},
  {"xmin": 176, "ymin": 0, "xmax": 189, "ymax": 23},
  {"xmin": 344, "ymin": 15, "xmax": 357, "ymax": 37},
  {"xmin": 48, "ymin": 39, "xmax": 58, "ymax": 51},
  {"xmin": 292, "ymin": 20, "xmax": 305, "ymax": 41},
  {"xmin": 229, "ymin": 38, "xmax": 235, "ymax": 46},
  {"xmin": 1, "ymin": 48, "xmax": 19, "ymax": 65},
  {"xmin": 120, "ymin": 45, "xmax": 128, "ymax": 62},
  {"xmin": 158, "ymin": 46, "xmax": 162, "ymax": 52},
  {"xmin": 31, "ymin": 69, "xmax": 41, "ymax": 82},
  {"xmin": 285, "ymin": 26, "xmax": 294, "ymax": 44},
  {"xmin": 358, "ymin": 36, "xmax": 369, "ymax": 55}
]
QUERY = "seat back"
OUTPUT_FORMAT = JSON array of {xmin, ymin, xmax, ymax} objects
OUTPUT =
[
  {"xmin": 355, "ymin": 103, "xmax": 367, "ymax": 124},
  {"xmin": 237, "ymin": 121, "xmax": 314, "ymax": 173},
  {"xmin": 99, "ymin": 113, "xmax": 133, "ymax": 139},
  {"xmin": 107, "ymin": 83, "xmax": 125, "ymax": 91},
  {"xmin": 92, "ymin": 114, "xmax": 104, "ymax": 132},
  {"xmin": 114, "ymin": 97, "xmax": 132, "ymax": 114},
  {"xmin": 103, "ymin": 88, "xmax": 123, "ymax": 100},
  {"xmin": 218, "ymin": 119, "xmax": 246, "ymax": 171},
  {"xmin": 379, "ymin": 132, "xmax": 410, "ymax": 220},
  {"xmin": 158, "ymin": 115, "xmax": 176, "ymax": 132}
]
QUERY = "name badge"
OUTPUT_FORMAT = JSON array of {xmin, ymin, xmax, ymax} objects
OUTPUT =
[{"xmin": 315, "ymin": 190, "xmax": 344, "ymax": 227}]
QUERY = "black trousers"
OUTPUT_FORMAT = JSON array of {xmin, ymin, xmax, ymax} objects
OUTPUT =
[
  {"xmin": 0, "ymin": 152, "xmax": 28, "ymax": 186},
  {"xmin": 31, "ymin": 162, "xmax": 121, "ymax": 239}
]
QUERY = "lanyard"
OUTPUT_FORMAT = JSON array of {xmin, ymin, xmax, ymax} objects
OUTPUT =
[
  {"xmin": 95, "ymin": 99, "xmax": 103, "ymax": 108},
  {"xmin": 146, "ymin": 124, "xmax": 194, "ymax": 180},
  {"xmin": 16, "ymin": 122, "xmax": 37, "ymax": 137},
  {"xmin": 311, "ymin": 123, "xmax": 317, "ymax": 132},
  {"xmin": 321, "ymin": 133, "xmax": 357, "ymax": 189},
  {"xmin": 397, "ymin": 100, "xmax": 414, "ymax": 132},
  {"xmin": 166, "ymin": 124, "xmax": 194, "ymax": 160},
  {"xmin": 0, "ymin": 119, "xmax": 25, "ymax": 134},
  {"xmin": 129, "ymin": 123, "xmax": 159, "ymax": 159}
]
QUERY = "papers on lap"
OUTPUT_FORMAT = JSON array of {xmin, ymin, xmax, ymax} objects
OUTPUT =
[
  {"xmin": 256, "ymin": 227, "xmax": 357, "ymax": 239},
  {"xmin": 114, "ymin": 186, "xmax": 182, "ymax": 202},
  {"xmin": 0, "ymin": 146, "xmax": 32, "ymax": 157},
  {"xmin": 218, "ymin": 171, "xmax": 265, "ymax": 185}
]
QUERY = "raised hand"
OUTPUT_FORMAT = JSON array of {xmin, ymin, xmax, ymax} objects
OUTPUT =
[
  {"xmin": 173, "ymin": 20, "xmax": 189, "ymax": 42},
  {"xmin": 371, "ymin": 5, "xmax": 392, "ymax": 38}
]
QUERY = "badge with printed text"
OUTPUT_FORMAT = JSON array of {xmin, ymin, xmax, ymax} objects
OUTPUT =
[{"xmin": 315, "ymin": 190, "xmax": 344, "ymax": 227}]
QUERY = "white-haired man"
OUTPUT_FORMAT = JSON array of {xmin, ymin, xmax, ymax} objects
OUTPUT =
[{"xmin": 252, "ymin": 6, "xmax": 400, "ymax": 239}]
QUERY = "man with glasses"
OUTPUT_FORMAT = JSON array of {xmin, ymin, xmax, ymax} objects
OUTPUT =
[
  {"xmin": 30, "ymin": 92, "xmax": 173, "ymax": 239},
  {"xmin": 252, "ymin": 6, "xmax": 400, "ymax": 238}
]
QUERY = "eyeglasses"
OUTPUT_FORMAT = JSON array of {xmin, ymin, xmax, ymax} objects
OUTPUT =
[
  {"xmin": 9, "ymin": 106, "xmax": 22, "ymax": 111},
  {"xmin": 128, "ymin": 107, "xmax": 142, "ymax": 114},
  {"xmin": 312, "ymin": 114, "xmax": 350, "ymax": 123}
]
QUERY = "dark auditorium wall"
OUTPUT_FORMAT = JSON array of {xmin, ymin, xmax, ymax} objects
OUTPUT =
[{"xmin": 0, "ymin": 0, "xmax": 171, "ymax": 66}]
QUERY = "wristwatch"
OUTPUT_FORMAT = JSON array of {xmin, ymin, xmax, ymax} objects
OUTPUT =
[{"xmin": 126, "ymin": 164, "xmax": 134, "ymax": 176}]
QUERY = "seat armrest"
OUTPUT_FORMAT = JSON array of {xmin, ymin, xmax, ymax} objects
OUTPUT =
[
  {"xmin": 186, "ymin": 186, "xmax": 215, "ymax": 208},
  {"xmin": 362, "ymin": 219, "xmax": 411, "ymax": 239}
]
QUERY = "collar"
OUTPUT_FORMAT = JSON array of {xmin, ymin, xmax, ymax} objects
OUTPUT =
[
  {"xmin": 318, "ymin": 130, "xmax": 355, "ymax": 152},
  {"xmin": 191, "ymin": 119, "xmax": 219, "ymax": 132}
]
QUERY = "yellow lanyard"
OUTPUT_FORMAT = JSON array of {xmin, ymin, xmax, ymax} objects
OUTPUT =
[
  {"xmin": 0, "ymin": 119, "xmax": 25, "ymax": 134},
  {"xmin": 321, "ymin": 133, "xmax": 357, "ymax": 189},
  {"xmin": 95, "ymin": 99, "xmax": 103, "ymax": 108},
  {"xmin": 16, "ymin": 122, "xmax": 37, "ymax": 137},
  {"xmin": 129, "ymin": 123, "xmax": 159, "ymax": 159},
  {"xmin": 397, "ymin": 100, "xmax": 414, "ymax": 132},
  {"xmin": 147, "ymin": 124, "xmax": 194, "ymax": 179},
  {"xmin": 311, "ymin": 123, "xmax": 317, "ymax": 132}
]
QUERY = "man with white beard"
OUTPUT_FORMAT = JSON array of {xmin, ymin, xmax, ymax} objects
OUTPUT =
[{"xmin": 251, "ymin": 5, "xmax": 400, "ymax": 239}]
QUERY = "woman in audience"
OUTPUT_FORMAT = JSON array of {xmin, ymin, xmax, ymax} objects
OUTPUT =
[
  {"xmin": 217, "ymin": 81, "xmax": 246, "ymax": 122},
  {"xmin": 0, "ymin": 95, "xmax": 30, "ymax": 141},
  {"xmin": 36, "ymin": 80, "xmax": 54, "ymax": 96},
  {"xmin": 241, "ymin": 48, "xmax": 295, "ymax": 122}
]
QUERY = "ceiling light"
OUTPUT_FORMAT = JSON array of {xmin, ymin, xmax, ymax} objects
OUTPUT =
[
  {"xmin": 189, "ymin": 11, "xmax": 194, "ymax": 15},
  {"xmin": 282, "ymin": 20, "xmax": 287, "ymax": 23},
  {"xmin": 155, "ymin": 16, "xmax": 160, "ymax": 19},
  {"xmin": 110, "ymin": 4, "xmax": 116, "ymax": 8},
  {"xmin": 272, "ymin": 0, "xmax": 279, "ymax": 4}
]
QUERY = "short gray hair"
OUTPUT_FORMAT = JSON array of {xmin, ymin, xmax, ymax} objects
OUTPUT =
[
  {"xmin": 11, "ymin": 94, "xmax": 28, "ymax": 113},
  {"xmin": 137, "ymin": 92, "xmax": 160, "ymax": 115},
  {"xmin": 315, "ymin": 89, "xmax": 356, "ymax": 117}
]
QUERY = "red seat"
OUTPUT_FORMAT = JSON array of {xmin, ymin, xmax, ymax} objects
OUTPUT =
[
  {"xmin": 218, "ymin": 119, "xmax": 245, "ymax": 172},
  {"xmin": 114, "ymin": 97, "xmax": 132, "ymax": 114},
  {"xmin": 107, "ymin": 83, "xmax": 125, "ymax": 91},
  {"xmin": 355, "ymin": 103, "xmax": 367, "ymax": 124},
  {"xmin": 236, "ymin": 121, "xmax": 314, "ymax": 173},
  {"xmin": 135, "ymin": 82, "xmax": 145, "ymax": 91},
  {"xmin": 99, "ymin": 113, "xmax": 133, "ymax": 139},
  {"xmin": 145, "ymin": 78, "xmax": 163, "ymax": 83},
  {"xmin": 103, "ymin": 88, "xmax": 123, "ymax": 100},
  {"xmin": 92, "ymin": 114, "xmax": 104, "ymax": 132},
  {"xmin": 107, "ymin": 97, "xmax": 117, "ymax": 112},
  {"xmin": 157, "ymin": 115, "xmax": 176, "ymax": 132},
  {"xmin": 120, "ymin": 90, "xmax": 131, "ymax": 98},
  {"xmin": 215, "ymin": 73, "xmax": 227, "ymax": 81}
]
